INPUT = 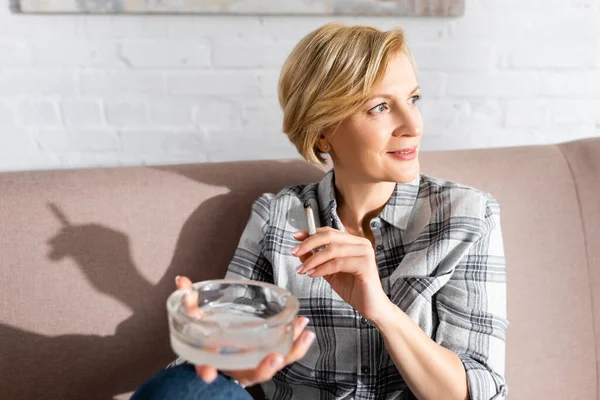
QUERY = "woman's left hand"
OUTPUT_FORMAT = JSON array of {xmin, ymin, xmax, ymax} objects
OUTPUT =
[{"xmin": 292, "ymin": 227, "xmax": 389, "ymax": 321}]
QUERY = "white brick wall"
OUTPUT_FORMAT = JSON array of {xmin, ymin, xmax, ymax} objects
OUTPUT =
[{"xmin": 0, "ymin": 0, "xmax": 599, "ymax": 171}]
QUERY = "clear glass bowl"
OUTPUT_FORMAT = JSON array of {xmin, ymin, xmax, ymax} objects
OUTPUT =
[{"xmin": 167, "ymin": 279, "xmax": 299, "ymax": 370}]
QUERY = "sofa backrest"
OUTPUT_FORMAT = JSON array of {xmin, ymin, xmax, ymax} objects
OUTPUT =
[
  {"xmin": 421, "ymin": 139, "xmax": 599, "ymax": 400},
  {"xmin": 1, "ymin": 139, "xmax": 598, "ymax": 399}
]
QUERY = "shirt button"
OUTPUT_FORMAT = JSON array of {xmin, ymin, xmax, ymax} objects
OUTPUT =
[
  {"xmin": 376, "ymin": 244, "xmax": 384, "ymax": 252},
  {"xmin": 370, "ymin": 219, "xmax": 381, "ymax": 230},
  {"xmin": 360, "ymin": 317, "xmax": 368, "ymax": 325},
  {"xmin": 361, "ymin": 366, "xmax": 370, "ymax": 374}
]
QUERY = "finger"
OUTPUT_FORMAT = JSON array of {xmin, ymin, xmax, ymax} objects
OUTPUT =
[
  {"xmin": 176, "ymin": 275, "xmax": 193, "ymax": 290},
  {"xmin": 298, "ymin": 243, "xmax": 366, "ymax": 274},
  {"xmin": 295, "ymin": 239, "xmax": 316, "ymax": 265},
  {"xmin": 183, "ymin": 289, "xmax": 198, "ymax": 311},
  {"xmin": 292, "ymin": 230, "xmax": 309, "ymax": 240},
  {"xmin": 284, "ymin": 330, "xmax": 316, "ymax": 365},
  {"xmin": 195, "ymin": 365, "xmax": 218, "ymax": 383},
  {"xmin": 307, "ymin": 256, "xmax": 364, "ymax": 278},
  {"xmin": 178, "ymin": 276, "xmax": 205, "ymax": 318},
  {"xmin": 222, "ymin": 319, "xmax": 309, "ymax": 385},
  {"xmin": 292, "ymin": 229, "xmax": 365, "ymax": 257},
  {"xmin": 292, "ymin": 316, "xmax": 310, "ymax": 341},
  {"xmin": 234, "ymin": 353, "xmax": 285, "ymax": 386},
  {"xmin": 298, "ymin": 253, "xmax": 311, "ymax": 264},
  {"xmin": 291, "ymin": 227, "xmax": 342, "ymax": 257}
]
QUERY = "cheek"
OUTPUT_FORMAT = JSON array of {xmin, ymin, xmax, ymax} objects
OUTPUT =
[
  {"xmin": 359, "ymin": 121, "xmax": 394, "ymax": 149},
  {"xmin": 354, "ymin": 118, "xmax": 389, "ymax": 144},
  {"xmin": 332, "ymin": 117, "xmax": 390, "ymax": 158}
]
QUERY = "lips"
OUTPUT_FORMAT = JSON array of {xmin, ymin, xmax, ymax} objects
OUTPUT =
[
  {"xmin": 387, "ymin": 146, "xmax": 418, "ymax": 161},
  {"xmin": 388, "ymin": 146, "xmax": 418, "ymax": 154}
]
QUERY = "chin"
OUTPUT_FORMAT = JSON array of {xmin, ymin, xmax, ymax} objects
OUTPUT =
[{"xmin": 391, "ymin": 160, "xmax": 420, "ymax": 183}]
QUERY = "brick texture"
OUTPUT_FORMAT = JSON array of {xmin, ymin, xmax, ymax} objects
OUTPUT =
[{"xmin": 0, "ymin": 0, "xmax": 598, "ymax": 171}]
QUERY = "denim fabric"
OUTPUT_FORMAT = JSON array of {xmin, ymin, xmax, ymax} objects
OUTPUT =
[{"xmin": 131, "ymin": 364, "xmax": 253, "ymax": 400}]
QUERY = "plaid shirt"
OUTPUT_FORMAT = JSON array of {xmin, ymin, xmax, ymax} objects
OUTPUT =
[{"xmin": 171, "ymin": 169, "xmax": 508, "ymax": 400}]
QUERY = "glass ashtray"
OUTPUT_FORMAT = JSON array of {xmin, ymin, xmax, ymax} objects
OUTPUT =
[{"xmin": 167, "ymin": 279, "xmax": 299, "ymax": 370}]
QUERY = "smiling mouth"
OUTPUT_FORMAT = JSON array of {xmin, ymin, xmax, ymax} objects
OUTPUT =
[
  {"xmin": 387, "ymin": 146, "xmax": 418, "ymax": 160},
  {"xmin": 388, "ymin": 146, "xmax": 418, "ymax": 154}
]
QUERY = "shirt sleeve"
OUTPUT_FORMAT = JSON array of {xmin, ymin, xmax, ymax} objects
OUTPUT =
[
  {"xmin": 434, "ymin": 195, "xmax": 509, "ymax": 400},
  {"xmin": 224, "ymin": 193, "xmax": 274, "ymax": 284}
]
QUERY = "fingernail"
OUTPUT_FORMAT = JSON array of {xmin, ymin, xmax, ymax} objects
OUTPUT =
[
  {"xmin": 304, "ymin": 331, "xmax": 315, "ymax": 344},
  {"xmin": 175, "ymin": 275, "xmax": 180, "ymax": 285},
  {"xmin": 296, "ymin": 264, "xmax": 303, "ymax": 273},
  {"xmin": 270, "ymin": 355, "xmax": 284, "ymax": 369},
  {"xmin": 291, "ymin": 245, "xmax": 300, "ymax": 254},
  {"xmin": 293, "ymin": 231, "xmax": 301, "ymax": 238},
  {"xmin": 301, "ymin": 317, "xmax": 310, "ymax": 329},
  {"xmin": 306, "ymin": 269, "xmax": 315, "ymax": 276}
]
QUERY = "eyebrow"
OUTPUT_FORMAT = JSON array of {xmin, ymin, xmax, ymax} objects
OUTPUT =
[{"xmin": 370, "ymin": 85, "xmax": 421, "ymax": 100}]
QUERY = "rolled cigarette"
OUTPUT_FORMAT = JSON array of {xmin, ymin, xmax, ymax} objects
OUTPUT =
[{"xmin": 304, "ymin": 201, "xmax": 317, "ymax": 236}]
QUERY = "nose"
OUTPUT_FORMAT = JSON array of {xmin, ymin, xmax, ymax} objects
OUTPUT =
[{"xmin": 391, "ymin": 107, "xmax": 421, "ymax": 137}]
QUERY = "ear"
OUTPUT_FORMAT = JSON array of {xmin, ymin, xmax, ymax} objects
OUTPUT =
[{"xmin": 316, "ymin": 133, "xmax": 330, "ymax": 153}]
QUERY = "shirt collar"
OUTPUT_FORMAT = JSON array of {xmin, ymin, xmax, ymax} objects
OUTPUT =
[
  {"xmin": 317, "ymin": 169, "xmax": 421, "ymax": 231},
  {"xmin": 317, "ymin": 169, "xmax": 344, "ymax": 231},
  {"xmin": 379, "ymin": 174, "xmax": 421, "ymax": 230}
]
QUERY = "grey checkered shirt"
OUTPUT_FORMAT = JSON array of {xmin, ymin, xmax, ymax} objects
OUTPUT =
[{"xmin": 170, "ymin": 169, "xmax": 508, "ymax": 400}]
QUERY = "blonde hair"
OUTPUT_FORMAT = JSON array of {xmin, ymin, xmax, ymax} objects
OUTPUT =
[{"xmin": 278, "ymin": 23, "xmax": 415, "ymax": 165}]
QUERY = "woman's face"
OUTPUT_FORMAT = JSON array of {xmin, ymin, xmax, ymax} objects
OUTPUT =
[{"xmin": 326, "ymin": 51, "xmax": 423, "ymax": 184}]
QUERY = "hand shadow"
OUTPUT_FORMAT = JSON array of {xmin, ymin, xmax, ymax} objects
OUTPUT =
[{"xmin": 0, "ymin": 159, "xmax": 326, "ymax": 400}]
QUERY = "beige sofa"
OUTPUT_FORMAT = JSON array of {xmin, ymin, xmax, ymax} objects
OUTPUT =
[{"xmin": 1, "ymin": 138, "xmax": 599, "ymax": 400}]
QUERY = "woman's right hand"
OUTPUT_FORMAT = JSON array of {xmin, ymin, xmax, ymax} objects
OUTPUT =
[{"xmin": 175, "ymin": 276, "xmax": 316, "ymax": 386}]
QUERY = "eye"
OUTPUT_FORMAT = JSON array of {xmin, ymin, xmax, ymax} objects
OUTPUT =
[
  {"xmin": 409, "ymin": 94, "xmax": 421, "ymax": 105},
  {"xmin": 368, "ymin": 102, "xmax": 389, "ymax": 114}
]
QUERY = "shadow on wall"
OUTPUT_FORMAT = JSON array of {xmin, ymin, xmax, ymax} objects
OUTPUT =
[{"xmin": 0, "ymin": 159, "xmax": 327, "ymax": 400}]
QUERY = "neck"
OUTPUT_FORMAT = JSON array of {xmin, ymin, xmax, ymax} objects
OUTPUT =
[{"xmin": 333, "ymin": 169, "xmax": 396, "ymax": 240}]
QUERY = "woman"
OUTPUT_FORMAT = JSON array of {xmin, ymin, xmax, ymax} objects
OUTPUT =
[{"xmin": 132, "ymin": 23, "xmax": 508, "ymax": 400}]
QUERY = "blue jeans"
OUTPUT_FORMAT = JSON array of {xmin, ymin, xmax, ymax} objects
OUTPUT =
[{"xmin": 131, "ymin": 364, "xmax": 254, "ymax": 400}]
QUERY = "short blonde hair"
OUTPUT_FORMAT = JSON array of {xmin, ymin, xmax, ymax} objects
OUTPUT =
[{"xmin": 278, "ymin": 23, "xmax": 415, "ymax": 165}]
